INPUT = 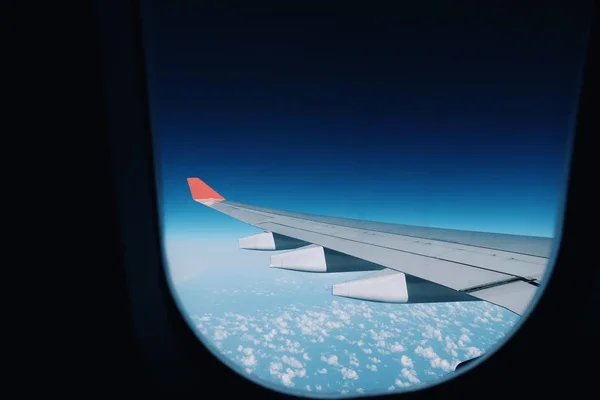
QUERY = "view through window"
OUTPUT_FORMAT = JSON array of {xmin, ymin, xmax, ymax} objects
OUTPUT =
[{"xmin": 142, "ymin": 2, "xmax": 592, "ymax": 397}]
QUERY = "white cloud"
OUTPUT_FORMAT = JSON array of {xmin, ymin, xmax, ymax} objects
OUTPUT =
[
  {"xmin": 281, "ymin": 355, "xmax": 303, "ymax": 369},
  {"xmin": 422, "ymin": 325, "xmax": 443, "ymax": 341},
  {"xmin": 401, "ymin": 355, "xmax": 414, "ymax": 368},
  {"xmin": 415, "ymin": 345, "xmax": 437, "ymax": 359},
  {"xmin": 241, "ymin": 352, "xmax": 257, "ymax": 368},
  {"xmin": 444, "ymin": 336, "xmax": 459, "ymax": 357},
  {"xmin": 369, "ymin": 329, "xmax": 394, "ymax": 341},
  {"xmin": 213, "ymin": 329, "xmax": 228, "ymax": 341},
  {"xmin": 415, "ymin": 345, "xmax": 452, "ymax": 372},
  {"xmin": 341, "ymin": 367, "xmax": 359, "ymax": 380},
  {"xmin": 401, "ymin": 368, "xmax": 420, "ymax": 384},
  {"xmin": 394, "ymin": 379, "xmax": 410, "ymax": 388},
  {"xmin": 274, "ymin": 313, "xmax": 292, "ymax": 335},
  {"xmin": 263, "ymin": 329, "xmax": 277, "ymax": 342},
  {"xmin": 269, "ymin": 362, "xmax": 282, "ymax": 376},
  {"xmin": 390, "ymin": 342, "xmax": 406, "ymax": 353},
  {"xmin": 269, "ymin": 358, "xmax": 305, "ymax": 388},
  {"xmin": 466, "ymin": 347, "xmax": 483, "ymax": 358},
  {"xmin": 321, "ymin": 354, "xmax": 339, "ymax": 366},
  {"xmin": 431, "ymin": 357, "xmax": 452, "ymax": 372},
  {"xmin": 280, "ymin": 369, "xmax": 295, "ymax": 387},
  {"xmin": 326, "ymin": 321, "xmax": 343, "ymax": 329}
]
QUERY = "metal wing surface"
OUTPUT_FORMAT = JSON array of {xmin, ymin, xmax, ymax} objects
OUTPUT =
[{"xmin": 187, "ymin": 177, "xmax": 552, "ymax": 316}]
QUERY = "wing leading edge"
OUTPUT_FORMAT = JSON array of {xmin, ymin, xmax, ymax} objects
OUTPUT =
[{"xmin": 186, "ymin": 177, "xmax": 552, "ymax": 316}]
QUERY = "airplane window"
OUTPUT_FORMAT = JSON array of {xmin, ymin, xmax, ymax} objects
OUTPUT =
[{"xmin": 141, "ymin": 2, "xmax": 592, "ymax": 397}]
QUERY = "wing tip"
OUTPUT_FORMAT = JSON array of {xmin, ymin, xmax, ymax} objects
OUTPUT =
[{"xmin": 187, "ymin": 177, "xmax": 225, "ymax": 204}]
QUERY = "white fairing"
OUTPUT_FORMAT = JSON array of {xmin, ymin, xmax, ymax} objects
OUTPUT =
[
  {"xmin": 270, "ymin": 245, "xmax": 327, "ymax": 272},
  {"xmin": 333, "ymin": 269, "xmax": 409, "ymax": 303},
  {"xmin": 239, "ymin": 232, "xmax": 277, "ymax": 250}
]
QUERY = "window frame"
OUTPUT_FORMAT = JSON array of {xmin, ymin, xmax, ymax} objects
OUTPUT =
[{"xmin": 96, "ymin": 0, "xmax": 598, "ymax": 397}]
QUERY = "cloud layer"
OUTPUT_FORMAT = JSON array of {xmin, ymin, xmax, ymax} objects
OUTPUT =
[
  {"xmin": 190, "ymin": 298, "xmax": 516, "ymax": 396},
  {"xmin": 169, "ymin": 238, "xmax": 519, "ymax": 396}
]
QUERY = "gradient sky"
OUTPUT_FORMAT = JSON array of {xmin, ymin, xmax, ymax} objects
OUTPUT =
[
  {"xmin": 139, "ymin": 3, "xmax": 592, "ymax": 395},
  {"xmin": 141, "ymin": 3, "xmax": 592, "ymax": 243}
]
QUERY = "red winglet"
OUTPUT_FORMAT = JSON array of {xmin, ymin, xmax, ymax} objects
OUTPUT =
[{"xmin": 187, "ymin": 177, "xmax": 225, "ymax": 204}]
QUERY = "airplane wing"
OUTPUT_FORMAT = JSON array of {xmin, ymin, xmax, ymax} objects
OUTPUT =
[{"xmin": 186, "ymin": 177, "xmax": 552, "ymax": 316}]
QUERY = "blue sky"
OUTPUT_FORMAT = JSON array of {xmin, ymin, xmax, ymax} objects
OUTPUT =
[
  {"xmin": 142, "ymin": 4, "xmax": 590, "ymax": 245},
  {"xmin": 141, "ymin": 2, "xmax": 592, "ymax": 396}
]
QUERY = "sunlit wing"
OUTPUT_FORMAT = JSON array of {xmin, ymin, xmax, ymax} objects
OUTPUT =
[{"xmin": 187, "ymin": 177, "xmax": 552, "ymax": 316}]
